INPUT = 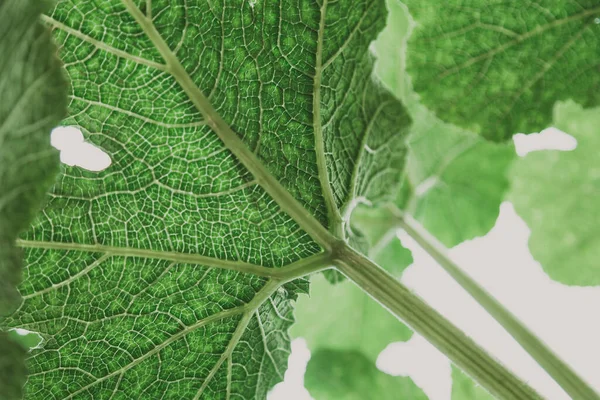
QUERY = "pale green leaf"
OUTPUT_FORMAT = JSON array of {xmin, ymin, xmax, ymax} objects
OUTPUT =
[
  {"xmin": 510, "ymin": 101, "xmax": 600, "ymax": 286},
  {"xmin": 403, "ymin": 0, "xmax": 600, "ymax": 141},
  {"xmin": 374, "ymin": 0, "xmax": 515, "ymax": 247},
  {"xmin": 350, "ymin": 206, "xmax": 413, "ymax": 275},
  {"xmin": 304, "ymin": 349, "xmax": 427, "ymax": 400},
  {"xmin": 291, "ymin": 273, "xmax": 412, "ymax": 363},
  {"xmin": 5, "ymin": 0, "xmax": 411, "ymax": 398},
  {"xmin": 0, "ymin": 0, "xmax": 67, "ymax": 397},
  {"xmin": 404, "ymin": 115, "xmax": 515, "ymax": 247}
]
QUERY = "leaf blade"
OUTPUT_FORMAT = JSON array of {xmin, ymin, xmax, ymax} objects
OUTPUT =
[
  {"xmin": 510, "ymin": 101, "xmax": 600, "ymax": 285},
  {"xmin": 7, "ymin": 0, "xmax": 412, "ymax": 398},
  {"xmin": 374, "ymin": 0, "xmax": 515, "ymax": 247},
  {"xmin": 304, "ymin": 349, "xmax": 427, "ymax": 400}
]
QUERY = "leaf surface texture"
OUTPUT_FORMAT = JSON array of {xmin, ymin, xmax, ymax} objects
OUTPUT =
[
  {"xmin": 403, "ymin": 0, "xmax": 600, "ymax": 140},
  {"xmin": 6, "ymin": 0, "xmax": 411, "ymax": 398}
]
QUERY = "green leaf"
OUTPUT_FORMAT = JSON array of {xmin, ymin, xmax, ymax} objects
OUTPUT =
[
  {"xmin": 0, "ymin": 332, "xmax": 28, "ymax": 400},
  {"xmin": 6, "ymin": 330, "xmax": 43, "ymax": 351},
  {"xmin": 304, "ymin": 349, "xmax": 427, "ymax": 400},
  {"xmin": 403, "ymin": 0, "xmax": 600, "ymax": 141},
  {"xmin": 6, "ymin": 0, "xmax": 411, "ymax": 398},
  {"xmin": 404, "ymin": 115, "xmax": 515, "ymax": 247},
  {"xmin": 451, "ymin": 366, "xmax": 494, "ymax": 400},
  {"xmin": 374, "ymin": 0, "xmax": 515, "ymax": 247},
  {"xmin": 0, "ymin": 0, "xmax": 66, "ymax": 317},
  {"xmin": 0, "ymin": 0, "xmax": 67, "ymax": 397},
  {"xmin": 291, "ymin": 273, "xmax": 412, "ymax": 362},
  {"xmin": 510, "ymin": 101, "xmax": 600, "ymax": 286},
  {"xmin": 350, "ymin": 206, "xmax": 413, "ymax": 275},
  {"xmin": 293, "ymin": 197, "xmax": 413, "ymax": 397}
]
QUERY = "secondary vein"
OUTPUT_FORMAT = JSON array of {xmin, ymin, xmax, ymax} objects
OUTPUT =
[
  {"xmin": 16, "ymin": 239, "xmax": 275, "ymax": 277},
  {"xmin": 40, "ymin": 15, "xmax": 168, "ymax": 72},
  {"xmin": 16, "ymin": 239, "xmax": 332, "ymax": 281},
  {"xmin": 61, "ymin": 304, "xmax": 247, "ymax": 400},
  {"xmin": 312, "ymin": 0, "xmax": 344, "ymax": 237},
  {"xmin": 192, "ymin": 280, "xmax": 281, "ymax": 400}
]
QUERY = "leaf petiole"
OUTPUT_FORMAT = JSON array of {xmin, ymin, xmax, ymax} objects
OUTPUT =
[{"xmin": 333, "ymin": 244, "xmax": 544, "ymax": 400}]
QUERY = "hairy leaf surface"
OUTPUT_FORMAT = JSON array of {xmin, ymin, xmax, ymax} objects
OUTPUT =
[
  {"xmin": 510, "ymin": 101, "xmax": 600, "ymax": 286},
  {"xmin": 6, "ymin": 0, "xmax": 411, "ymax": 398},
  {"xmin": 304, "ymin": 349, "xmax": 427, "ymax": 400},
  {"xmin": 0, "ymin": 0, "xmax": 67, "ymax": 397},
  {"xmin": 403, "ymin": 0, "xmax": 600, "ymax": 141}
]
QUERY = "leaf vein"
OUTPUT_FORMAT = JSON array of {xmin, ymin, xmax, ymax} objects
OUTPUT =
[{"xmin": 40, "ymin": 15, "xmax": 167, "ymax": 72}]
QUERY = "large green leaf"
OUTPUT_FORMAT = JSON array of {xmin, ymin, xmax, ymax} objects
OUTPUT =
[
  {"xmin": 0, "ymin": 0, "xmax": 67, "ymax": 397},
  {"xmin": 304, "ymin": 349, "xmax": 427, "ymax": 400},
  {"xmin": 5, "ymin": 0, "xmax": 411, "ymax": 398},
  {"xmin": 403, "ymin": 0, "xmax": 600, "ymax": 141},
  {"xmin": 510, "ymin": 101, "xmax": 600, "ymax": 286},
  {"xmin": 374, "ymin": 0, "xmax": 514, "ymax": 247}
]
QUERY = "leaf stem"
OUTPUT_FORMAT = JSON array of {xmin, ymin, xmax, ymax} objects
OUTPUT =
[
  {"xmin": 393, "ymin": 207, "xmax": 600, "ymax": 400},
  {"xmin": 334, "ymin": 244, "xmax": 544, "ymax": 400}
]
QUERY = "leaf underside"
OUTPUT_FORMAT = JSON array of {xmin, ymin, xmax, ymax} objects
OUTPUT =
[
  {"xmin": 6, "ymin": 0, "xmax": 411, "ymax": 398},
  {"xmin": 0, "ymin": 0, "xmax": 67, "ymax": 397},
  {"xmin": 404, "ymin": 0, "xmax": 600, "ymax": 141}
]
